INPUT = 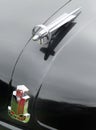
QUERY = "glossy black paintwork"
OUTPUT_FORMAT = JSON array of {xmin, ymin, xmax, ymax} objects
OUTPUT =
[
  {"xmin": 36, "ymin": 98, "xmax": 96, "ymax": 130},
  {"xmin": 0, "ymin": 0, "xmax": 96, "ymax": 130}
]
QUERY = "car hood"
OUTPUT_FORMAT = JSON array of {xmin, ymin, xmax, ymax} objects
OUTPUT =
[
  {"xmin": 0, "ymin": 0, "xmax": 96, "ymax": 97},
  {"xmin": 0, "ymin": 0, "xmax": 96, "ymax": 129},
  {"xmin": 38, "ymin": 0, "xmax": 96, "ymax": 107},
  {"xmin": 0, "ymin": 0, "xmax": 67, "ymax": 83}
]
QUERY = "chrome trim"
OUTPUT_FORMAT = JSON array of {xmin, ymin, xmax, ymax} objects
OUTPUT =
[
  {"xmin": 32, "ymin": 8, "xmax": 81, "ymax": 44},
  {"xmin": 0, "ymin": 121, "xmax": 22, "ymax": 130}
]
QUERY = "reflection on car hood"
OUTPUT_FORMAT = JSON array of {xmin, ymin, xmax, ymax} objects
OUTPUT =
[{"xmin": 0, "ymin": 0, "xmax": 71, "ymax": 83}]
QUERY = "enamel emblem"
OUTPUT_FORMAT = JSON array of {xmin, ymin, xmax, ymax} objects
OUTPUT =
[{"xmin": 8, "ymin": 85, "xmax": 30, "ymax": 123}]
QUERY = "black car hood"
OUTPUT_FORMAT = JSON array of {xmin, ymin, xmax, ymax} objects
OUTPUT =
[
  {"xmin": 0, "ymin": 0, "xmax": 74, "ymax": 129},
  {"xmin": 1, "ymin": 0, "xmax": 95, "ymax": 98},
  {"xmin": 1, "ymin": 0, "xmax": 96, "ymax": 130},
  {"xmin": 0, "ymin": 0, "xmax": 70, "ymax": 84}
]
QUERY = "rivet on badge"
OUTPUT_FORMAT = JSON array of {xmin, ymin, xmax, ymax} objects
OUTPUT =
[{"xmin": 8, "ymin": 85, "xmax": 30, "ymax": 123}]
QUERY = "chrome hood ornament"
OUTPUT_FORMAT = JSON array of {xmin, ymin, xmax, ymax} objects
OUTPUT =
[{"xmin": 32, "ymin": 8, "xmax": 81, "ymax": 44}]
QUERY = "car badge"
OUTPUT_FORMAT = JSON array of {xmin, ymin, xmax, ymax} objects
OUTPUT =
[
  {"xmin": 8, "ymin": 85, "xmax": 30, "ymax": 123},
  {"xmin": 32, "ymin": 8, "xmax": 81, "ymax": 44}
]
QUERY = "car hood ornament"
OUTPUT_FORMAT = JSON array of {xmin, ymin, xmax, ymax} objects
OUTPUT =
[
  {"xmin": 32, "ymin": 8, "xmax": 81, "ymax": 44},
  {"xmin": 8, "ymin": 85, "xmax": 30, "ymax": 123}
]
